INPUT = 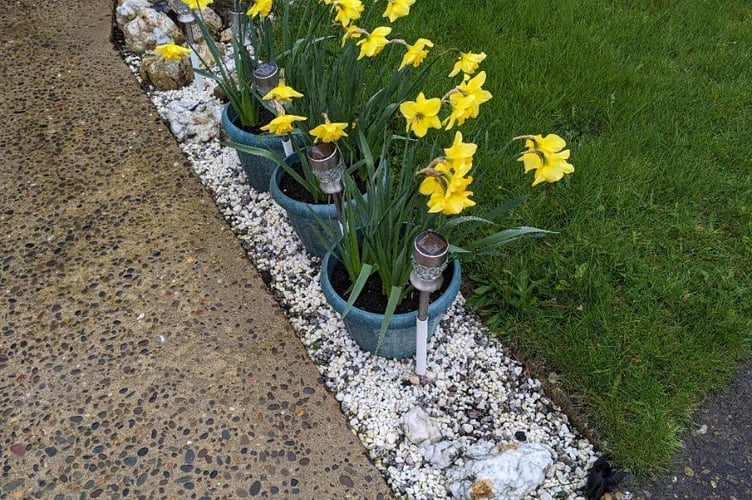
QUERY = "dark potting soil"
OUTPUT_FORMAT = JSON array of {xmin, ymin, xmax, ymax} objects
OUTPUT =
[
  {"xmin": 278, "ymin": 160, "xmax": 369, "ymax": 205},
  {"xmin": 279, "ymin": 160, "xmax": 319, "ymax": 204},
  {"xmin": 236, "ymin": 106, "xmax": 277, "ymax": 136},
  {"xmin": 329, "ymin": 259, "xmax": 452, "ymax": 315}
]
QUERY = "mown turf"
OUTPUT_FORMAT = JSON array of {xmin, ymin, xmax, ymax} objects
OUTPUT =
[{"xmin": 395, "ymin": 0, "xmax": 752, "ymax": 475}]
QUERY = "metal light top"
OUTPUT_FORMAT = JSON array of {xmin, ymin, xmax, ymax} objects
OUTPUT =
[
  {"xmin": 308, "ymin": 143, "xmax": 342, "ymax": 195},
  {"xmin": 410, "ymin": 231, "xmax": 449, "ymax": 292},
  {"xmin": 253, "ymin": 62, "xmax": 280, "ymax": 95},
  {"xmin": 413, "ymin": 231, "xmax": 448, "ymax": 268},
  {"xmin": 169, "ymin": 0, "xmax": 195, "ymax": 23}
]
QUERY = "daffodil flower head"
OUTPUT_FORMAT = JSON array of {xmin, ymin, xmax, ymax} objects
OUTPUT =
[
  {"xmin": 383, "ymin": 0, "xmax": 416, "ymax": 22},
  {"xmin": 247, "ymin": 0, "xmax": 273, "ymax": 18},
  {"xmin": 356, "ymin": 26, "xmax": 392, "ymax": 59},
  {"xmin": 262, "ymin": 81, "xmax": 304, "ymax": 102},
  {"xmin": 260, "ymin": 114, "xmax": 307, "ymax": 135},
  {"xmin": 154, "ymin": 42, "xmax": 192, "ymax": 61},
  {"xmin": 445, "ymin": 71, "xmax": 492, "ymax": 126},
  {"xmin": 443, "ymin": 132, "xmax": 477, "ymax": 171},
  {"xmin": 333, "ymin": 0, "xmax": 364, "ymax": 27},
  {"xmin": 418, "ymin": 161, "xmax": 475, "ymax": 215},
  {"xmin": 399, "ymin": 38, "xmax": 434, "ymax": 70},
  {"xmin": 442, "ymin": 91, "xmax": 476, "ymax": 130},
  {"xmin": 309, "ymin": 115, "xmax": 349, "ymax": 143},
  {"xmin": 342, "ymin": 24, "xmax": 364, "ymax": 45},
  {"xmin": 448, "ymin": 51, "xmax": 487, "ymax": 77},
  {"xmin": 399, "ymin": 92, "xmax": 442, "ymax": 138},
  {"xmin": 182, "ymin": 0, "xmax": 212, "ymax": 11},
  {"xmin": 516, "ymin": 134, "xmax": 575, "ymax": 186}
]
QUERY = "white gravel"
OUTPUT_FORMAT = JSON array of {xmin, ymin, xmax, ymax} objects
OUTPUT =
[{"xmin": 121, "ymin": 52, "xmax": 600, "ymax": 499}]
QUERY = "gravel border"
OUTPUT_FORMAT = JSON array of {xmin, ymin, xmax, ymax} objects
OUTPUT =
[{"xmin": 120, "ymin": 50, "xmax": 600, "ymax": 499}]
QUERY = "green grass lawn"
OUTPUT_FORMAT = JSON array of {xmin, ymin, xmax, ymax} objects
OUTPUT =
[{"xmin": 398, "ymin": 0, "xmax": 752, "ymax": 475}]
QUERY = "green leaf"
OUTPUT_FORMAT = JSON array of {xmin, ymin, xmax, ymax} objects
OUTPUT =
[
  {"xmin": 463, "ymin": 226, "xmax": 556, "ymax": 253},
  {"xmin": 375, "ymin": 285, "xmax": 402, "ymax": 356},
  {"xmin": 342, "ymin": 263, "xmax": 373, "ymax": 319},
  {"xmin": 482, "ymin": 195, "xmax": 531, "ymax": 220}
]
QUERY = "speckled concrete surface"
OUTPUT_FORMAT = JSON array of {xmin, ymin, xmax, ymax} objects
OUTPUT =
[{"xmin": 0, "ymin": 1, "xmax": 390, "ymax": 498}]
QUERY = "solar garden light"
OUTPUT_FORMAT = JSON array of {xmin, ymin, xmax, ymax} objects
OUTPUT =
[
  {"xmin": 170, "ymin": 0, "xmax": 204, "ymax": 92},
  {"xmin": 253, "ymin": 62, "xmax": 295, "ymax": 157},
  {"xmin": 308, "ymin": 142, "xmax": 344, "ymax": 222},
  {"xmin": 410, "ymin": 231, "xmax": 449, "ymax": 376}
]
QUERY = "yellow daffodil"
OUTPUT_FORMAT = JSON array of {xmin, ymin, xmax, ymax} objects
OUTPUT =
[
  {"xmin": 260, "ymin": 114, "xmax": 307, "ymax": 135},
  {"xmin": 517, "ymin": 134, "xmax": 575, "ymax": 186},
  {"xmin": 309, "ymin": 118, "xmax": 349, "ymax": 143},
  {"xmin": 182, "ymin": 0, "xmax": 212, "ymax": 10},
  {"xmin": 428, "ymin": 178, "xmax": 475, "ymax": 214},
  {"xmin": 399, "ymin": 38, "xmax": 433, "ymax": 70},
  {"xmin": 262, "ymin": 81, "xmax": 303, "ymax": 102},
  {"xmin": 383, "ymin": 0, "xmax": 416, "ymax": 22},
  {"xmin": 342, "ymin": 24, "xmax": 364, "ymax": 45},
  {"xmin": 448, "ymin": 51, "xmax": 486, "ymax": 77},
  {"xmin": 247, "ymin": 0, "xmax": 273, "ymax": 18},
  {"xmin": 442, "ymin": 92, "xmax": 476, "ymax": 129},
  {"xmin": 452, "ymin": 71, "xmax": 492, "ymax": 121},
  {"xmin": 399, "ymin": 92, "xmax": 442, "ymax": 138},
  {"xmin": 356, "ymin": 26, "xmax": 392, "ymax": 59},
  {"xmin": 333, "ymin": 0, "xmax": 364, "ymax": 27},
  {"xmin": 443, "ymin": 132, "xmax": 477, "ymax": 171},
  {"xmin": 154, "ymin": 42, "xmax": 192, "ymax": 61},
  {"xmin": 418, "ymin": 161, "xmax": 476, "ymax": 215}
]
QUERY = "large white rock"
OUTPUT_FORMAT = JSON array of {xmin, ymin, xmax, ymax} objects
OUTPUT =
[
  {"xmin": 115, "ymin": 0, "xmax": 152, "ymax": 28},
  {"xmin": 123, "ymin": 8, "xmax": 183, "ymax": 54},
  {"xmin": 140, "ymin": 54, "xmax": 194, "ymax": 90},
  {"xmin": 402, "ymin": 407, "xmax": 443, "ymax": 447},
  {"xmin": 446, "ymin": 441, "xmax": 554, "ymax": 500},
  {"xmin": 163, "ymin": 98, "xmax": 221, "ymax": 143}
]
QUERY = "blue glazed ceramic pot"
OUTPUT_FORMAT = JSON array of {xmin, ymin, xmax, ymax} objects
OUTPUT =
[
  {"xmin": 320, "ymin": 252, "xmax": 461, "ymax": 359},
  {"xmin": 221, "ymin": 103, "xmax": 285, "ymax": 193},
  {"xmin": 269, "ymin": 162, "xmax": 340, "ymax": 259}
]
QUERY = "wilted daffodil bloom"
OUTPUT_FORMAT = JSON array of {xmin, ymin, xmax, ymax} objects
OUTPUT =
[
  {"xmin": 261, "ymin": 114, "xmax": 307, "ymax": 135},
  {"xmin": 333, "ymin": 0, "xmax": 364, "ymax": 27},
  {"xmin": 342, "ymin": 24, "xmax": 363, "ymax": 45},
  {"xmin": 247, "ymin": 0, "xmax": 273, "ymax": 18},
  {"xmin": 262, "ymin": 81, "xmax": 303, "ymax": 102},
  {"xmin": 448, "ymin": 51, "xmax": 487, "ymax": 77},
  {"xmin": 309, "ymin": 115, "xmax": 349, "ymax": 143},
  {"xmin": 356, "ymin": 26, "xmax": 392, "ymax": 59},
  {"xmin": 182, "ymin": 0, "xmax": 212, "ymax": 10},
  {"xmin": 399, "ymin": 92, "xmax": 442, "ymax": 138},
  {"xmin": 399, "ymin": 38, "xmax": 434, "ymax": 70},
  {"xmin": 155, "ymin": 42, "xmax": 192, "ymax": 61},
  {"xmin": 383, "ymin": 0, "xmax": 416, "ymax": 22},
  {"xmin": 516, "ymin": 134, "xmax": 575, "ymax": 186}
]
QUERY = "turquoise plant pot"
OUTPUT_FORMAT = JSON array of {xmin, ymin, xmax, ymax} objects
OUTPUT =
[
  {"xmin": 269, "ymin": 162, "xmax": 340, "ymax": 259},
  {"xmin": 221, "ymin": 103, "xmax": 285, "ymax": 193},
  {"xmin": 320, "ymin": 252, "xmax": 461, "ymax": 359}
]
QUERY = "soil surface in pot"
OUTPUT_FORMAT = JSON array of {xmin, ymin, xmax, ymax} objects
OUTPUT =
[
  {"xmin": 279, "ymin": 161, "xmax": 368, "ymax": 205},
  {"xmin": 232, "ymin": 106, "xmax": 276, "ymax": 135},
  {"xmin": 279, "ymin": 160, "xmax": 321, "ymax": 204},
  {"xmin": 330, "ymin": 259, "xmax": 452, "ymax": 314}
]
